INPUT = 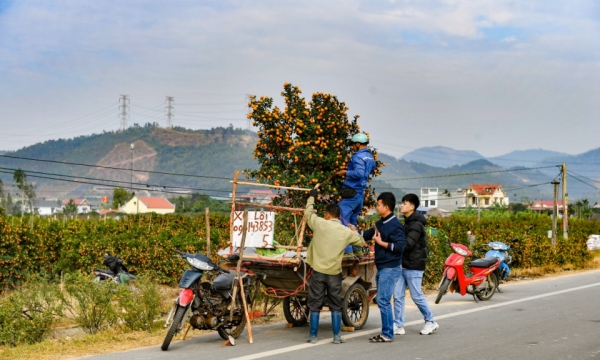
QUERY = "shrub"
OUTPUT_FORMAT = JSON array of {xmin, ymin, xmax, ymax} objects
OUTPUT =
[
  {"xmin": 0, "ymin": 275, "xmax": 62, "ymax": 346},
  {"xmin": 114, "ymin": 276, "xmax": 162, "ymax": 331},
  {"xmin": 60, "ymin": 272, "xmax": 118, "ymax": 334}
]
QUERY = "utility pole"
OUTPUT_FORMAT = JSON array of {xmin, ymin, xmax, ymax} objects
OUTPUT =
[
  {"xmin": 561, "ymin": 163, "xmax": 568, "ymax": 239},
  {"xmin": 119, "ymin": 95, "xmax": 130, "ymax": 131},
  {"xmin": 166, "ymin": 96, "xmax": 174, "ymax": 128},
  {"xmin": 130, "ymin": 143, "xmax": 135, "ymax": 192},
  {"xmin": 551, "ymin": 180, "xmax": 560, "ymax": 247}
]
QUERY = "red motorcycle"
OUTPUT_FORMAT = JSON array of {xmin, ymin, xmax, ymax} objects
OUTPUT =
[{"xmin": 435, "ymin": 242, "xmax": 500, "ymax": 304}]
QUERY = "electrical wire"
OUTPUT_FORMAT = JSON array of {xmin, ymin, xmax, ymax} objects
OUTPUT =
[
  {"xmin": 0, "ymin": 154, "xmax": 232, "ymax": 180},
  {"xmin": 567, "ymin": 172, "xmax": 600, "ymax": 191},
  {"xmin": 380, "ymin": 165, "xmax": 557, "ymax": 181}
]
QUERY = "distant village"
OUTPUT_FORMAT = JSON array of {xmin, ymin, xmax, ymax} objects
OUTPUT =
[{"xmin": 27, "ymin": 183, "xmax": 600, "ymax": 221}]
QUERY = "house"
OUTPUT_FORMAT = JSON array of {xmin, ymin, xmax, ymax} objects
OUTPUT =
[
  {"xmin": 61, "ymin": 198, "xmax": 91, "ymax": 214},
  {"xmin": 230, "ymin": 189, "xmax": 279, "ymax": 205},
  {"xmin": 36, "ymin": 200, "xmax": 61, "ymax": 216},
  {"xmin": 530, "ymin": 200, "xmax": 565, "ymax": 213},
  {"xmin": 463, "ymin": 184, "xmax": 509, "ymax": 208},
  {"xmin": 119, "ymin": 196, "xmax": 176, "ymax": 214},
  {"xmin": 420, "ymin": 187, "xmax": 464, "ymax": 212}
]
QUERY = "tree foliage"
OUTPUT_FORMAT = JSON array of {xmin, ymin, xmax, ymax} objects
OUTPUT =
[
  {"xmin": 12, "ymin": 169, "xmax": 36, "ymax": 214},
  {"xmin": 63, "ymin": 199, "xmax": 79, "ymax": 216},
  {"xmin": 112, "ymin": 187, "xmax": 133, "ymax": 210},
  {"xmin": 244, "ymin": 83, "xmax": 384, "ymax": 228}
]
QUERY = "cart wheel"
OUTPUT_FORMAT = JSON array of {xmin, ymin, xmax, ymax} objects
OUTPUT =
[
  {"xmin": 283, "ymin": 296, "xmax": 309, "ymax": 327},
  {"xmin": 342, "ymin": 283, "xmax": 369, "ymax": 329}
]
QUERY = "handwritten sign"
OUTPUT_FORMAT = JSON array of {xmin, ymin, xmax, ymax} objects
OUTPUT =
[{"xmin": 232, "ymin": 211, "xmax": 275, "ymax": 248}]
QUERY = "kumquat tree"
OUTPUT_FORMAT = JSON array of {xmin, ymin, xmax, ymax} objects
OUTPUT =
[{"xmin": 244, "ymin": 83, "xmax": 384, "ymax": 242}]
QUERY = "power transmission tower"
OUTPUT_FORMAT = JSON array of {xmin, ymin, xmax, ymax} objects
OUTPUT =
[
  {"xmin": 166, "ymin": 96, "xmax": 174, "ymax": 129},
  {"xmin": 119, "ymin": 95, "xmax": 130, "ymax": 131}
]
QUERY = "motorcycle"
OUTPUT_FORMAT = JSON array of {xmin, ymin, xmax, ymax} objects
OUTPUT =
[
  {"xmin": 482, "ymin": 238, "xmax": 518, "ymax": 291},
  {"xmin": 435, "ymin": 242, "xmax": 500, "ymax": 304},
  {"xmin": 93, "ymin": 254, "xmax": 136, "ymax": 284},
  {"xmin": 161, "ymin": 250, "xmax": 255, "ymax": 351}
]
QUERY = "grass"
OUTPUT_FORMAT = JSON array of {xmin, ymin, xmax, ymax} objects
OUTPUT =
[
  {"xmin": 0, "ymin": 301, "xmax": 285, "ymax": 360},
  {"xmin": 3, "ymin": 255, "xmax": 600, "ymax": 360}
]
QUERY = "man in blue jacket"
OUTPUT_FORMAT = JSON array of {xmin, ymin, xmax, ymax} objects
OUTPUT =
[
  {"xmin": 335, "ymin": 133, "xmax": 376, "ymax": 253},
  {"xmin": 358, "ymin": 192, "xmax": 405, "ymax": 342}
]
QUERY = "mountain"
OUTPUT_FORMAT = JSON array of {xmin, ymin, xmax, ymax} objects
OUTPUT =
[
  {"xmin": 401, "ymin": 146, "xmax": 484, "ymax": 168},
  {"xmin": 0, "ymin": 124, "xmax": 258, "ymax": 201},
  {"xmin": 0, "ymin": 127, "xmax": 597, "ymax": 203},
  {"xmin": 488, "ymin": 149, "xmax": 568, "ymax": 168}
]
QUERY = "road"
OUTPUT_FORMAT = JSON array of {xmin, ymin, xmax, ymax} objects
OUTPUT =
[{"xmin": 83, "ymin": 270, "xmax": 600, "ymax": 360}]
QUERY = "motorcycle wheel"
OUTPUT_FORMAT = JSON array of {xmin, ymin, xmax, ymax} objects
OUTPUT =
[
  {"xmin": 217, "ymin": 292, "xmax": 248, "ymax": 340},
  {"xmin": 283, "ymin": 296, "xmax": 309, "ymax": 327},
  {"xmin": 161, "ymin": 305, "xmax": 187, "ymax": 351},
  {"xmin": 476, "ymin": 273, "xmax": 498, "ymax": 301},
  {"xmin": 435, "ymin": 278, "xmax": 451, "ymax": 304}
]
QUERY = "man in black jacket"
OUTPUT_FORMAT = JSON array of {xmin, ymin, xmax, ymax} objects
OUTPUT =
[
  {"xmin": 359, "ymin": 192, "xmax": 405, "ymax": 342},
  {"xmin": 393, "ymin": 194, "xmax": 439, "ymax": 336}
]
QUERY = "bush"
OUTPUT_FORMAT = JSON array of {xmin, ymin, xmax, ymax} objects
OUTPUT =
[
  {"xmin": 114, "ymin": 276, "xmax": 162, "ymax": 331},
  {"xmin": 60, "ymin": 272, "xmax": 118, "ymax": 334},
  {"xmin": 0, "ymin": 275, "xmax": 62, "ymax": 346}
]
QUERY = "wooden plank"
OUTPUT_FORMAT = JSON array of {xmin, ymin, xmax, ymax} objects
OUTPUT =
[
  {"xmin": 229, "ymin": 202, "xmax": 305, "ymax": 213},
  {"xmin": 231, "ymin": 180, "xmax": 312, "ymax": 192}
]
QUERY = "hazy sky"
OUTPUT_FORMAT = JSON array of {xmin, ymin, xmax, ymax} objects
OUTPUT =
[{"xmin": 0, "ymin": 0, "xmax": 598, "ymax": 158}]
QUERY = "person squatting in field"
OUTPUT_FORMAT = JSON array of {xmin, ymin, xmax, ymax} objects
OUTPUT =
[{"xmin": 304, "ymin": 189, "xmax": 365, "ymax": 344}]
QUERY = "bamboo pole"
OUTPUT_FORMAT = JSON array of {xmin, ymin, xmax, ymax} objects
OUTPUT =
[
  {"xmin": 274, "ymin": 245, "xmax": 308, "ymax": 250},
  {"xmin": 205, "ymin": 207, "xmax": 211, "ymax": 257},
  {"xmin": 296, "ymin": 217, "xmax": 307, "ymax": 260},
  {"xmin": 230, "ymin": 180, "xmax": 312, "ymax": 192},
  {"xmin": 229, "ymin": 211, "xmax": 253, "ymax": 343},
  {"xmin": 229, "ymin": 171, "xmax": 239, "ymax": 253},
  {"xmin": 229, "ymin": 202, "xmax": 305, "ymax": 213}
]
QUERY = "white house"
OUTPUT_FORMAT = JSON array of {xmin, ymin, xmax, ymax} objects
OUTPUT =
[
  {"xmin": 419, "ymin": 188, "xmax": 464, "ymax": 212},
  {"xmin": 36, "ymin": 200, "xmax": 60, "ymax": 216},
  {"xmin": 61, "ymin": 198, "xmax": 91, "ymax": 214},
  {"xmin": 463, "ymin": 184, "xmax": 509, "ymax": 208},
  {"xmin": 119, "ymin": 196, "xmax": 176, "ymax": 214}
]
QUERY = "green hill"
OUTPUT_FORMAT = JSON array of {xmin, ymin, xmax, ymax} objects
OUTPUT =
[{"xmin": 0, "ymin": 124, "xmax": 579, "ymax": 204}]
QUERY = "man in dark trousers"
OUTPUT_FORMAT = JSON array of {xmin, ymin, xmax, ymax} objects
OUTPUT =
[
  {"xmin": 335, "ymin": 133, "xmax": 376, "ymax": 253},
  {"xmin": 304, "ymin": 189, "xmax": 365, "ymax": 344},
  {"xmin": 359, "ymin": 192, "xmax": 405, "ymax": 343},
  {"xmin": 393, "ymin": 193, "xmax": 438, "ymax": 336}
]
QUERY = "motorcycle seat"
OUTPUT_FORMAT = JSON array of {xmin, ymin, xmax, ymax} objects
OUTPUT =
[
  {"xmin": 213, "ymin": 270, "xmax": 235, "ymax": 290},
  {"xmin": 470, "ymin": 257, "xmax": 498, "ymax": 268},
  {"xmin": 94, "ymin": 269, "xmax": 115, "ymax": 276}
]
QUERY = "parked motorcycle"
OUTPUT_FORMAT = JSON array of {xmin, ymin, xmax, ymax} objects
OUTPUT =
[
  {"xmin": 435, "ymin": 242, "xmax": 500, "ymax": 304},
  {"xmin": 93, "ymin": 254, "xmax": 136, "ymax": 284},
  {"xmin": 161, "ymin": 250, "xmax": 255, "ymax": 351},
  {"xmin": 483, "ymin": 238, "xmax": 518, "ymax": 290}
]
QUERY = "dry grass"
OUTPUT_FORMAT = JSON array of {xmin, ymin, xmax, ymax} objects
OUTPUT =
[{"xmin": 0, "ymin": 299, "xmax": 285, "ymax": 360}]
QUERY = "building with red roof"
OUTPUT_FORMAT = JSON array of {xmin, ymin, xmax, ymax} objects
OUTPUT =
[
  {"xmin": 119, "ymin": 196, "xmax": 176, "ymax": 214},
  {"xmin": 464, "ymin": 184, "xmax": 509, "ymax": 208}
]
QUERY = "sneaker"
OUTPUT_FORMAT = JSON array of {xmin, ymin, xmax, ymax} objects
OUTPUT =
[
  {"xmin": 393, "ymin": 325, "xmax": 405, "ymax": 335},
  {"xmin": 420, "ymin": 321, "xmax": 439, "ymax": 335}
]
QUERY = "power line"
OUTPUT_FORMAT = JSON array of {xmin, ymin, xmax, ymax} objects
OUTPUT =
[
  {"xmin": 0, "ymin": 168, "xmax": 232, "ymax": 195},
  {"xmin": 567, "ymin": 172, "xmax": 600, "ymax": 191},
  {"xmin": 379, "ymin": 165, "xmax": 557, "ymax": 181},
  {"xmin": 0, "ymin": 154, "xmax": 232, "ymax": 180}
]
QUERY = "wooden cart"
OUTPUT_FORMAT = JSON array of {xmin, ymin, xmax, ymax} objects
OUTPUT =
[{"xmin": 238, "ymin": 253, "xmax": 377, "ymax": 329}]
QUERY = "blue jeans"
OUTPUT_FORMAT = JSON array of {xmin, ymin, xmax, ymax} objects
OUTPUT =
[
  {"xmin": 393, "ymin": 268, "xmax": 435, "ymax": 327},
  {"xmin": 376, "ymin": 266, "xmax": 402, "ymax": 339},
  {"xmin": 339, "ymin": 193, "xmax": 364, "ymax": 253}
]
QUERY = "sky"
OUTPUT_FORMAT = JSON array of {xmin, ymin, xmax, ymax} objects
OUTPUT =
[{"xmin": 0, "ymin": 0, "xmax": 599, "ymax": 158}]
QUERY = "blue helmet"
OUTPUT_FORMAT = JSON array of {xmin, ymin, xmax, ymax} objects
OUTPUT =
[{"xmin": 351, "ymin": 133, "xmax": 369, "ymax": 144}]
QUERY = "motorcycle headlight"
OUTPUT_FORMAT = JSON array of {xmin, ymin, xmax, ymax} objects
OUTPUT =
[
  {"xmin": 492, "ymin": 244, "xmax": 501, "ymax": 250},
  {"xmin": 186, "ymin": 257, "xmax": 215, "ymax": 271},
  {"xmin": 452, "ymin": 246, "xmax": 469, "ymax": 256}
]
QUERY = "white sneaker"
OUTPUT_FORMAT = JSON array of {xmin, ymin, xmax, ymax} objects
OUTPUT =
[
  {"xmin": 420, "ymin": 321, "xmax": 439, "ymax": 335},
  {"xmin": 393, "ymin": 325, "xmax": 405, "ymax": 335}
]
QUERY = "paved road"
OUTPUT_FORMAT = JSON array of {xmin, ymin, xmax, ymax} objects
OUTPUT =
[{"xmin": 83, "ymin": 270, "xmax": 600, "ymax": 360}]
